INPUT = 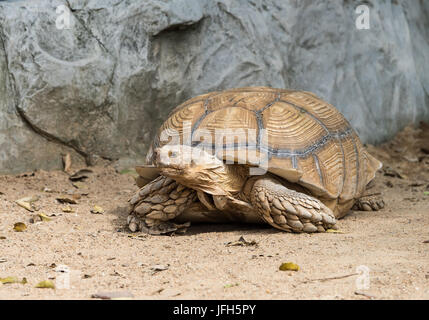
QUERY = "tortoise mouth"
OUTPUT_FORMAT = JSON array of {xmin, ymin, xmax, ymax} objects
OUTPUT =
[{"xmin": 158, "ymin": 166, "xmax": 185, "ymax": 178}]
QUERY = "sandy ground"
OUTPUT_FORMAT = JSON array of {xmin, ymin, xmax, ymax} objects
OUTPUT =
[{"xmin": 0, "ymin": 124, "xmax": 428, "ymax": 300}]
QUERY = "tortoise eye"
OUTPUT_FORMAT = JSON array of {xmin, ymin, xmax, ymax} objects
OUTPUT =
[{"xmin": 168, "ymin": 150, "xmax": 177, "ymax": 158}]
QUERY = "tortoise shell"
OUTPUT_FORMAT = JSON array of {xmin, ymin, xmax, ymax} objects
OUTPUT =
[{"xmin": 143, "ymin": 87, "xmax": 382, "ymax": 215}]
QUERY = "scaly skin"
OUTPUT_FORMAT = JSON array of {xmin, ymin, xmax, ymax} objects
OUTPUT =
[
  {"xmin": 248, "ymin": 176, "xmax": 336, "ymax": 233},
  {"xmin": 128, "ymin": 175, "xmax": 197, "ymax": 234},
  {"xmin": 353, "ymin": 194, "xmax": 385, "ymax": 211}
]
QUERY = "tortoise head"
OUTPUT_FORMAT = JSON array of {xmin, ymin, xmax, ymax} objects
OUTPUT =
[{"xmin": 154, "ymin": 145, "xmax": 245, "ymax": 195}]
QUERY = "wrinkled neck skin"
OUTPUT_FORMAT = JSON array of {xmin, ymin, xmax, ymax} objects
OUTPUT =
[{"xmin": 160, "ymin": 162, "xmax": 249, "ymax": 196}]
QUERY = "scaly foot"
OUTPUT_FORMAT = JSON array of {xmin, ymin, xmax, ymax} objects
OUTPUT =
[
  {"xmin": 353, "ymin": 194, "xmax": 385, "ymax": 211},
  {"xmin": 249, "ymin": 176, "xmax": 336, "ymax": 233},
  {"xmin": 128, "ymin": 175, "xmax": 196, "ymax": 233}
]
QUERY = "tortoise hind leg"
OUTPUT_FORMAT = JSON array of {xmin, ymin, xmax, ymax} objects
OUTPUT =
[
  {"xmin": 128, "ymin": 175, "xmax": 197, "ymax": 234},
  {"xmin": 248, "ymin": 176, "xmax": 336, "ymax": 233},
  {"xmin": 353, "ymin": 194, "xmax": 385, "ymax": 211}
]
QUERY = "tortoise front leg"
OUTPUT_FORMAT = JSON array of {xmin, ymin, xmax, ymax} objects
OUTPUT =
[
  {"xmin": 248, "ymin": 176, "xmax": 336, "ymax": 233},
  {"xmin": 128, "ymin": 175, "xmax": 197, "ymax": 234}
]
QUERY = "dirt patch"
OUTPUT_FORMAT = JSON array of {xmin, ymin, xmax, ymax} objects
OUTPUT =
[{"xmin": 0, "ymin": 124, "xmax": 428, "ymax": 299}]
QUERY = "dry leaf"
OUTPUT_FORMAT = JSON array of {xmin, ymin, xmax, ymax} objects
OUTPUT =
[
  {"xmin": 0, "ymin": 277, "xmax": 18, "ymax": 284},
  {"xmin": 326, "ymin": 229, "xmax": 344, "ymax": 234},
  {"xmin": 13, "ymin": 222, "xmax": 27, "ymax": 232},
  {"xmin": 279, "ymin": 262, "xmax": 300, "ymax": 271},
  {"xmin": 69, "ymin": 169, "xmax": 93, "ymax": 181},
  {"xmin": 29, "ymin": 212, "xmax": 52, "ymax": 223},
  {"xmin": 38, "ymin": 213, "xmax": 52, "ymax": 222},
  {"xmin": 150, "ymin": 264, "xmax": 169, "ymax": 272},
  {"xmin": 15, "ymin": 195, "xmax": 40, "ymax": 212},
  {"xmin": 35, "ymin": 280, "xmax": 55, "ymax": 289},
  {"xmin": 56, "ymin": 196, "xmax": 77, "ymax": 204},
  {"xmin": 15, "ymin": 201, "xmax": 32, "ymax": 211},
  {"xmin": 62, "ymin": 206, "xmax": 75, "ymax": 213},
  {"xmin": 0, "ymin": 236, "xmax": 6, "ymax": 240},
  {"xmin": 0, "ymin": 258, "xmax": 6, "ymax": 263},
  {"xmin": 383, "ymin": 167, "xmax": 408, "ymax": 179},
  {"xmin": 90, "ymin": 205, "xmax": 104, "ymax": 214},
  {"xmin": 16, "ymin": 172, "xmax": 35, "ymax": 178},
  {"xmin": 226, "ymin": 236, "xmax": 258, "ymax": 247},
  {"xmin": 0, "ymin": 277, "xmax": 26, "ymax": 284}
]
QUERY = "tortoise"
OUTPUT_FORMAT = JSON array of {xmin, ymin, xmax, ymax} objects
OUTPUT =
[{"xmin": 127, "ymin": 87, "xmax": 384, "ymax": 234}]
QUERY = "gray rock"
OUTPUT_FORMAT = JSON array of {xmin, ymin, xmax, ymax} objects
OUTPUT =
[{"xmin": 0, "ymin": 0, "xmax": 428, "ymax": 173}]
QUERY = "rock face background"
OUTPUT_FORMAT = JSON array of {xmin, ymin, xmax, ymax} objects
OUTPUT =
[{"xmin": 0, "ymin": 0, "xmax": 428, "ymax": 173}]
